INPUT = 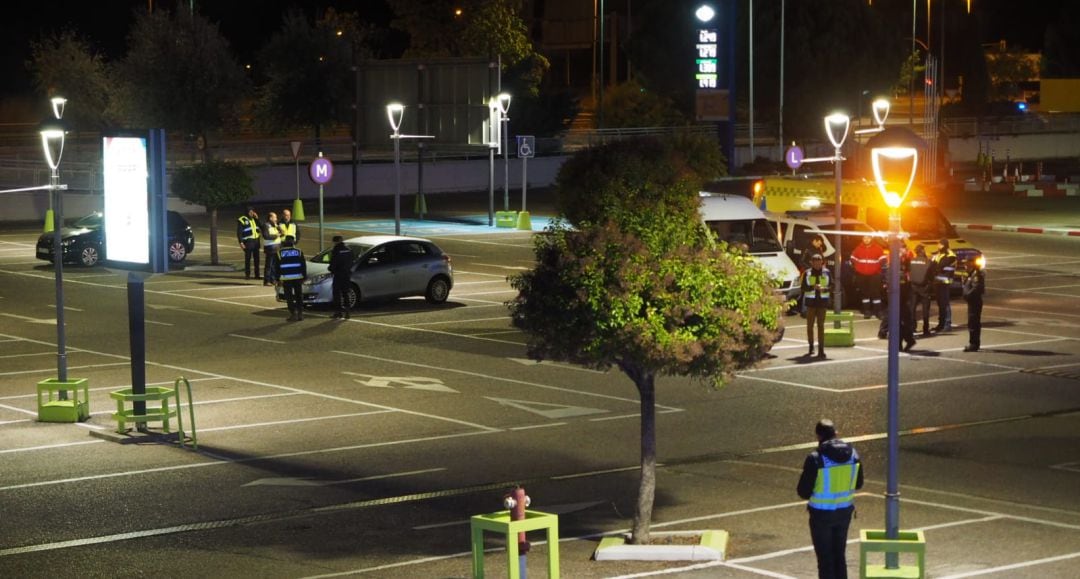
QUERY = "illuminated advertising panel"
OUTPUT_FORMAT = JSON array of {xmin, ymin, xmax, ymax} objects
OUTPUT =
[
  {"xmin": 696, "ymin": 28, "xmax": 719, "ymax": 89},
  {"xmin": 103, "ymin": 136, "xmax": 150, "ymax": 264}
]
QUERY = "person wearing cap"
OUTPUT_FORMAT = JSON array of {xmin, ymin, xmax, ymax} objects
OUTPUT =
[
  {"xmin": 963, "ymin": 255, "xmax": 986, "ymax": 352},
  {"xmin": 931, "ymin": 238, "xmax": 957, "ymax": 332},
  {"xmin": 236, "ymin": 206, "xmax": 261, "ymax": 280},
  {"xmin": 800, "ymin": 252, "xmax": 832, "ymax": 359},
  {"xmin": 328, "ymin": 235, "xmax": 354, "ymax": 319},
  {"xmin": 798, "ymin": 419, "xmax": 865, "ymax": 579}
]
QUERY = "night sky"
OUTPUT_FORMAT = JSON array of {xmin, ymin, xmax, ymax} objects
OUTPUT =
[{"xmin": 0, "ymin": 0, "xmax": 1065, "ymax": 99}]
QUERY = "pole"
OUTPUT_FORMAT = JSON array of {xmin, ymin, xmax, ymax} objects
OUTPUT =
[
  {"xmin": 885, "ymin": 208, "xmax": 902, "ymax": 568},
  {"xmin": 598, "ymin": 0, "xmax": 605, "ymax": 129},
  {"xmin": 910, "ymin": 0, "xmax": 916, "ymax": 126},
  {"xmin": 522, "ymin": 156, "xmax": 528, "ymax": 212},
  {"xmin": 748, "ymin": 0, "xmax": 754, "ymax": 161},
  {"xmin": 51, "ymin": 170, "xmax": 67, "ymax": 389},
  {"xmin": 503, "ymin": 115, "xmax": 510, "ymax": 211},
  {"xmin": 127, "ymin": 273, "xmax": 147, "ymax": 430},
  {"xmin": 394, "ymin": 135, "xmax": 402, "ymax": 236},
  {"xmin": 318, "ymin": 183, "xmax": 325, "ymax": 252},
  {"xmin": 417, "ymin": 142, "xmax": 425, "ymax": 220},
  {"xmin": 488, "ymin": 146, "xmax": 495, "ymax": 226},
  {"xmin": 779, "ymin": 0, "xmax": 784, "ymax": 149},
  {"xmin": 833, "ymin": 153, "xmax": 843, "ymax": 315}
]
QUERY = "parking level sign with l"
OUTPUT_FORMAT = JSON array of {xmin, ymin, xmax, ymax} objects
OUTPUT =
[{"xmin": 517, "ymin": 136, "xmax": 534, "ymax": 158}]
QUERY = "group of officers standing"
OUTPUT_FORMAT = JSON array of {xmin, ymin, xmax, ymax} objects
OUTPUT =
[{"xmin": 800, "ymin": 234, "xmax": 986, "ymax": 359}]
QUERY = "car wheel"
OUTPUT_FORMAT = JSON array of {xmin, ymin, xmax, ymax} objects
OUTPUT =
[
  {"xmin": 80, "ymin": 246, "xmax": 100, "ymax": 267},
  {"xmin": 346, "ymin": 284, "xmax": 360, "ymax": 309},
  {"xmin": 425, "ymin": 276, "xmax": 450, "ymax": 304},
  {"xmin": 168, "ymin": 240, "xmax": 187, "ymax": 262}
]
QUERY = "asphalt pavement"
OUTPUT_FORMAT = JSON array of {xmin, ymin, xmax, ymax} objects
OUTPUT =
[{"xmin": 1, "ymin": 188, "xmax": 1079, "ymax": 578}]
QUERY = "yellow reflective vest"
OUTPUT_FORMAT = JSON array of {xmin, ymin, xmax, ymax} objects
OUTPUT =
[{"xmin": 809, "ymin": 454, "xmax": 860, "ymax": 511}]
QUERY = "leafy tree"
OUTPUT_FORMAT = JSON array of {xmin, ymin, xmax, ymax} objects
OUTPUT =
[
  {"xmin": 554, "ymin": 135, "xmax": 725, "ymax": 228},
  {"xmin": 26, "ymin": 30, "xmax": 113, "ymax": 132},
  {"xmin": 511, "ymin": 138, "xmax": 778, "ymax": 543},
  {"xmin": 253, "ymin": 8, "xmax": 373, "ymax": 143},
  {"xmin": 110, "ymin": 9, "xmax": 248, "ymax": 159},
  {"xmin": 171, "ymin": 159, "xmax": 255, "ymax": 265},
  {"xmin": 602, "ymin": 80, "xmax": 686, "ymax": 129},
  {"xmin": 985, "ymin": 46, "xmax": 1038, "ymax": 101}
]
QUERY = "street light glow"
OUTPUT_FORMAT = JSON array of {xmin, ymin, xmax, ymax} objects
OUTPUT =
[
  {"xmin": 872, "ymin": 98, "xmax": 890, "ymax": 127},
  {"xmin": 386, "ymin": 103, "xmax": 404, "ymax": 133},
  {"xmin": 496, "ymin": 92, "xmax": 511, "ymax": 115},
  {"xmin": 50, "ymin": 96, "xmax": 67, "ymax": 120},
  {"xmin": 824, "ymin": 113, "xmax": 850, "ymax": 150},
  {"xmin": 695, "ymin": 5, "xmax": 715, "ymax": 23},
  {"xmin": 871, "ymin": 147, "xmax": 918, "ymax": 208}
]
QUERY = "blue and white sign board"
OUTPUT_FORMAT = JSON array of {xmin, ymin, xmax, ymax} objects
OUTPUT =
[
  {"xmin": 517, "ymin": 135, "xmax": 535, "ymax": 158},
  {"xmin": 309, "ymin": 157, "xmax": 334, "ymax": 184},
  {"xmin": 785, "ymin": 145, "xmax": 805, "ymax": 170}
]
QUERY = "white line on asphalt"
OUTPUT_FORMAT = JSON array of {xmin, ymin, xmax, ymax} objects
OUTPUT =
[
  {"xmin": 470, "ymin": 329, "xmax": 521, "ymax": 336},
  {"xmin": 453, "ymin": 289, "xmax": 516, "ymax": 297},
  {"xmin": 452, "ymin": 269, "xmax": 508, "ymax": 277},
  {"xmin": 160, "ymin": 284, "xmax": 260, "ymax": 293},
  {"xmin": 333, "ymin": 350, "xmax": 679, "ymax": 411},
  {"xmin": 1011, "ymin": 282, "xmax": 1080, "ymax": 291},
  {"xmin": 0, "ymin": 351, "xmax": 54, "ymax": 360},
  {"xmin": 508, "ymin": 422, "xmax": 566, "ymax": 431},
  {"xmin": 145, "ymin": 320, "xmax": 173, "ymax": 326},
  {"xmin": 228, "ymin": 333, "xmax": 286, "ymax": 345},
  {"xmin": 404, "ymin": 316, "xmax": 508, "ymax": 326},
  {"xmin": 0, "ymin": 362, "xmax": 129, "ymax": 377},
  {"xmin": 46, "ymin": 304, "xmax": 83, "ymax": 311},
  {"xmin": 198, "ymin": 410, "xmax": 394, "ymax": 432},
  {"xmin": 0, "ymin": 440, "xmax": 103, "ymax": 455},
  {"xmin": 0, "ymin": 419, "xmax": 31, "ymax": 425},
  {"xmin": 992, "ymin": 287, "xmax": 1080, "ymax": 299},
  {"xmin": 0, "ymin": 403, "xmax": 37, "ymax": 417},
  {"xmin": 937, "ymin": 552, "xmax": 1080, "ymax": 579},
  {"xmin": 451, "ymin": 279, "xmax": 507, "ymax": 285},
  {"xmin": 992, "ymin": 272, "xmax": 1068, "ymax": 282},
  {"xmin": 985, "ymin": 303, "xmax": 1080, "ymax": 319}
]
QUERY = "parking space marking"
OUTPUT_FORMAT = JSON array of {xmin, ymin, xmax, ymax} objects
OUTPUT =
[
  {"xmin": 1051, "ymin": 461, "xmax": 1080, "ymax": 473},
  {"xmin": 0, "ymin": 439, "xmax": 104, "ymax": 455},
  {"xmin": 404, "ymin": 316, "xmax": 508, "ymax": 326},
  {"xmin": 938, "ymin": 551, "xmax": 1080, "ymax": 579},
  {"xmin": 199, "ymin": 410, "xmax": 395, "ymax": 433},
  {"xmin": 0, "ymin": 402, "xmax": 37, "ymax": 417},
  {"xmin": 228, "ymin": 333, "xmax": 286, "ymax": 345},
  {"xmin": 0, "ymin": 362, "xmax": 129, "ymax": 377},
  {"xmin": 333, "ymin": 350, "xmax": 680, "ymax": 411}
]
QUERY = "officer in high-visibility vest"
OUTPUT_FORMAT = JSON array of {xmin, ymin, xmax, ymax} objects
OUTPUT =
[
  {"xmin": 800, "ymin": 253, "xmax": 831, "ymax": 359},
  {"xmin": 276, "ymin": 236, "xmax": 307, "ymax": 321},
  {"xmin": 797, "ymin": 419, "xmax": 864, "ymax": 579},
  {"xmin": 931, "ymin": 238, "xmax": 957, "ymax": 332},
  {"xmin": 236, "ymin": 206, "xmax": 261, "ymax": 280},
  {"xmin": 280, "ymin": 208, "xmax": 299, "ymax": 244},
  {"xmin": 909, "ymin": 244, "xmax": 934, "ymax": 337}
]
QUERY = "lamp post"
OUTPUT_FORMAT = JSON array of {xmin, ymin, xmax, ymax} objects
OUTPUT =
[
  {"xmin": 41, "ymin": 98, "xmax": 69, "ymax": 386},
  {"xmin": 387, "ymin": 103, "xmax": 404, "ymax": 236},
  {"xmin": 824, "ymin": 113, "xmax": 850, "ymax": 315},
  {"xmin": 496, "ymin": 93, "xmax": 511, "ymax": 211},
  {"xmin": 871, "ymin": 146, "xmax": 919, "ymax": 569}
]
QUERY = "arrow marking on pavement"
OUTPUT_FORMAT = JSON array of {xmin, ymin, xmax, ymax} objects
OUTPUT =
[
  {"xmin": 344, "ymin": 372, "xmax": 459, "ymax": 393},
  {"xmin": 485, "ymin": 396, "xmax": 608, "ymax": 419}
]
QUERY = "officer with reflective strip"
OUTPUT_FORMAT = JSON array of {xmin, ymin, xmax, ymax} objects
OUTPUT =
[
  {"xmin": 797, "ymin": 419, "xmax": 864, "ymax": 579},
  {"xmin": 276, "ymin": 236, "xmax": 307, "ymax": 321},
  {"xmin": 931, "ymin": 238, "xmax": 957, "ymax": 332},
  {"xmin": 236, "ymin": 206, "xmax": 262, "ymax": 280}
]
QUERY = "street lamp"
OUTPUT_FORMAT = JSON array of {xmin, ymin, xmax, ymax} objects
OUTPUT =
[
  {"xmin": 40, "ymin": 98, "xmax": 70, "ymax": 387},
  {"xmin": 387, "ymin": 103, "xmax": 405, "ymax": 236},
  {"xmin": 871, "ymin": 145, "xmax": 918, "ymax": 569},
  {"xmin": 825, "ymin": 113, "xmax": 850, "ymax": 315},
  {"xmin": 496, "ymin": 92, "xmax": 511, "ymax": 211}
]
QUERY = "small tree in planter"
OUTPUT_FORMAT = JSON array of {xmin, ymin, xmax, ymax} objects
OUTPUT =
[{"xmin": 171, "ymin": 159, "xmax": 255, "ymax": 265}]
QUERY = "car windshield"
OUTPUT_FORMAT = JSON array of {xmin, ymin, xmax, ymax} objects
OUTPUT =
[
  {"xmin": 310, "ymin": 242, "xmax": 373, "ymax": 264},
  {"xmin": 902, "ymin": 206, "xmax": 956, "ymax": 240},
  {"xmin": 705, "ymin": 218, "xmax": 784, "ymax": 254},
  {"xmin": 73, "ymin": 212, "xmax": 103, "ymax": 229}
]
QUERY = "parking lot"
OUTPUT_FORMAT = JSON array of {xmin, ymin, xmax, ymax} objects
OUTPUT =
[{"xmin": 2, "ymin": 206, "xmax": 1080, "ymax": 577}]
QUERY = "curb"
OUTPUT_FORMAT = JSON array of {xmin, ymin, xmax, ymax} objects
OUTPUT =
[{"xmin": 954, "ymin": 223, "xmax": 1080, "ymax": 237}]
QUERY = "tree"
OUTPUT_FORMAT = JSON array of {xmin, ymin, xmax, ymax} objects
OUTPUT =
[
  {"xmin": 27, "ymin": 30, "xmax": 113, "ymax": 131},
  {"xmin": 171, "ymin": 159, "xmax": 255, "ymax": 265},
  {"xmin": 985, "ymin": 46, "xmax": 1038, "ymax": 101},
  {"xmin": 110, "ymin": 9, "xmax": 248, "ymax": 159},
  {"xmin": 253, "ymin": 8, "xmax": 373, "ymax": 143},
  {"xmin": 602, "ymin": 80, "xmax": 686, "ymax": 129},
  {"xmin": 509, "ymin": 139, "xmax": 778, "ymax": 543}
]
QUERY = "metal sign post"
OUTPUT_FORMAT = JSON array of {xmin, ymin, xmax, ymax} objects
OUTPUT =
[
  {"xmin": 517, "ymin": 136, "xmax": 534, "ymax": 212},
  {"xmin": 309, "ymin": 154, "xmax": 333, "ymax": 252}
]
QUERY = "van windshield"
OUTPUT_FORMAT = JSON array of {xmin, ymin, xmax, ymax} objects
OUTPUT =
[
  {"xmin": 902, "ymin": 206, "xmax": 957, "ymax": 240},
  {"xmin": 705, "ymin": 218, "xmax": 784, "ymax": 254}
]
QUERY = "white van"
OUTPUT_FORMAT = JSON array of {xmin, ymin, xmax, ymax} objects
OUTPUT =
[{"xmin": 699, "ymin": 193, "xmax": 801, "ymax": 301}]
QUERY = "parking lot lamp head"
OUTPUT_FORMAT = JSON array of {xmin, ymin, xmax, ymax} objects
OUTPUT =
[
  {"xmin": 871, "ymin": 147, "xmax": 918, "ymax": 209},
  {"xmin": 496, "ymin": 92, "xmax": 511, "ymax": 115},
  {"xmin": 39, "ymin": 117, "xmax": 66, "ymax": 172},
  {"xmin": 386, "ymin": 103, "xmax": 404, "ymax": 135},
  {"xmin": 695, "ymin": 5, "xmax": 715, "ymax": 23},
  {"xmin": 50, "ymin": 96, "xmax": 67, "ymax": 120},
  {"xmin": 872, "ymin": 98, "xmax": 890, "ymax": 129},
  {"xmin": 824, "ymin": 113, "xmax": 850, "ymax": 152}
]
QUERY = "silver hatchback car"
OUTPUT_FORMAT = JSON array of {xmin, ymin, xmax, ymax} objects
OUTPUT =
[{"xmin": 277, "ymin": 235, "xmax": 453, "ymax": 309}]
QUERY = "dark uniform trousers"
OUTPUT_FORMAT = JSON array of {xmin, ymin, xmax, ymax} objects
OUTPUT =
[
  {"xmin": 332, "ymin": 275, "xmax": 351, "ymax": 315},
  {"xmin": 967, "ymin": 295, "xmax": 983, "ymax": 349},
  {"xmin": 809, "ymin": 507, "xmax": 855, "ymax": 579},
  {"xmin": 283, "ymin": 281, "xmax": 303, "ymax": 316}
]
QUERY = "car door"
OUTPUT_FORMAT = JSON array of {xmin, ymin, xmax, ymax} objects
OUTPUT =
[
  {"xmin": 355, "ymin": 244, "xmax": 397, "ymax": 299},
  {"xmin": 388, "ymin": 241, "xmax": 433, "ymax": 297}
]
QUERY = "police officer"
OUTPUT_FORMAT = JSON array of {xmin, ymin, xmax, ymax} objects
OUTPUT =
[
  {"xmin": 276, "ymin": 236, "xmax": 307, "ymax": 321},
  {"xmin": 963, "ymin": 256, "xmax": 986, "ymax": 352},
  {"xmin": 909, "ymin": 244, "xmax": 934, "ymax": 337},
  {"xmin": 801, "ymin": 253, "xmax": 831, "ymax": 359},
  {"xmin": 328, "ymin": 235, "xmax": 353, "ymax": 320},
  {"xmin": 931, "ymin": 238, "xmax": 957, "ymax": 332},
  {"xmin": 798, "ymin": 419, "xmax": 865, "ymax": 579},
  {"xmin": 237, "ymin": 206, "xmax": 261, "ymax": 279},
  {"xmin": 851, "ymin": 235, "xmax": 885, "ymax": 319},
  {"xmin": 280, "ymin": 208, "xmax": 299, "ymax": 244},
  {"xmin": 261, "ymin": 211, "xmax": 281, "ymax": 286}
]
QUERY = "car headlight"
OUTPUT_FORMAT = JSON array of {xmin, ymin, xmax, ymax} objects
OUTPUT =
[
  {"xmin": 61, "ymin": 238, "xmax": 76, "ymax": 246},
  {"xmin": 305, "ymin": 273, "xmax": 332, "ymax": 286}
]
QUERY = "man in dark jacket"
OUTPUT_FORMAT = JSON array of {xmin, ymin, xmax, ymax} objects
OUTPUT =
[
  {"xmin": 963, "ymin": 256, "xmax": 986, "ymax": 352},
  {"xmin": 798, "ymin": 419, "xmax": 865, "ymax": 579},
  {"xmin": 328, "ymin": 235, "xmax": 354, "ymax": 320},
  {"xmin": 276, "ymin": 236, "xmax": 307, "ymax": 321}
]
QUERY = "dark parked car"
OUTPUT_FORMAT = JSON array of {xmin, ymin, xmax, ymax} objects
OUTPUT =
[{"xmin": 36, "ymin": 211, "xmax": 195, "ymax": 267}]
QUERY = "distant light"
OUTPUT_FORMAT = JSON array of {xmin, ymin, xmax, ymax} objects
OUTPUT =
[
  {"xmin": 336, "ymin": 30, "xmax": 343, "ymax": 37},
  {"xmin": 454, "ymin": 7, "xmax": 463, "ymax": 17},
  {"xmin": 695, "ymin": 5, "xmax": 715, "ymax": 23},
  {"xmin": 1017, "ymin": 102, "xmax": 1028, "ymax": 112}
]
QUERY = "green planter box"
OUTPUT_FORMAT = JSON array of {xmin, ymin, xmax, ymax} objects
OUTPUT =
[
  {"xmin": 37, "ymin": 378, "xmax": 90, "ymax": 423},
  {"xmin": 860, "ymin": 529, "xmax": 926, "ymax": 578}
]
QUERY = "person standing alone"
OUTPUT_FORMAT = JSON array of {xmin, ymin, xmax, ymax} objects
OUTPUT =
[
  {"xmin": 276, "ymin": 236, "xmax": 307, "ymax": 321},
  {"xmin": 329, "ymin": 235, "xmax": 353, "ymax": 319},
  {"xmin": 798, "ymin": 419, "xmax": 865, "ymax": 579},
  {"xmin": 963, "ymin": 256, "xmax": 986, "ymax": 352},
  {"xmin": 237, "ymin": 207, "xmax": 261, "ymax": 280},
  {"xmin": 801, "ymin": 253, "xmax": 831, "ymax": 359}
]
